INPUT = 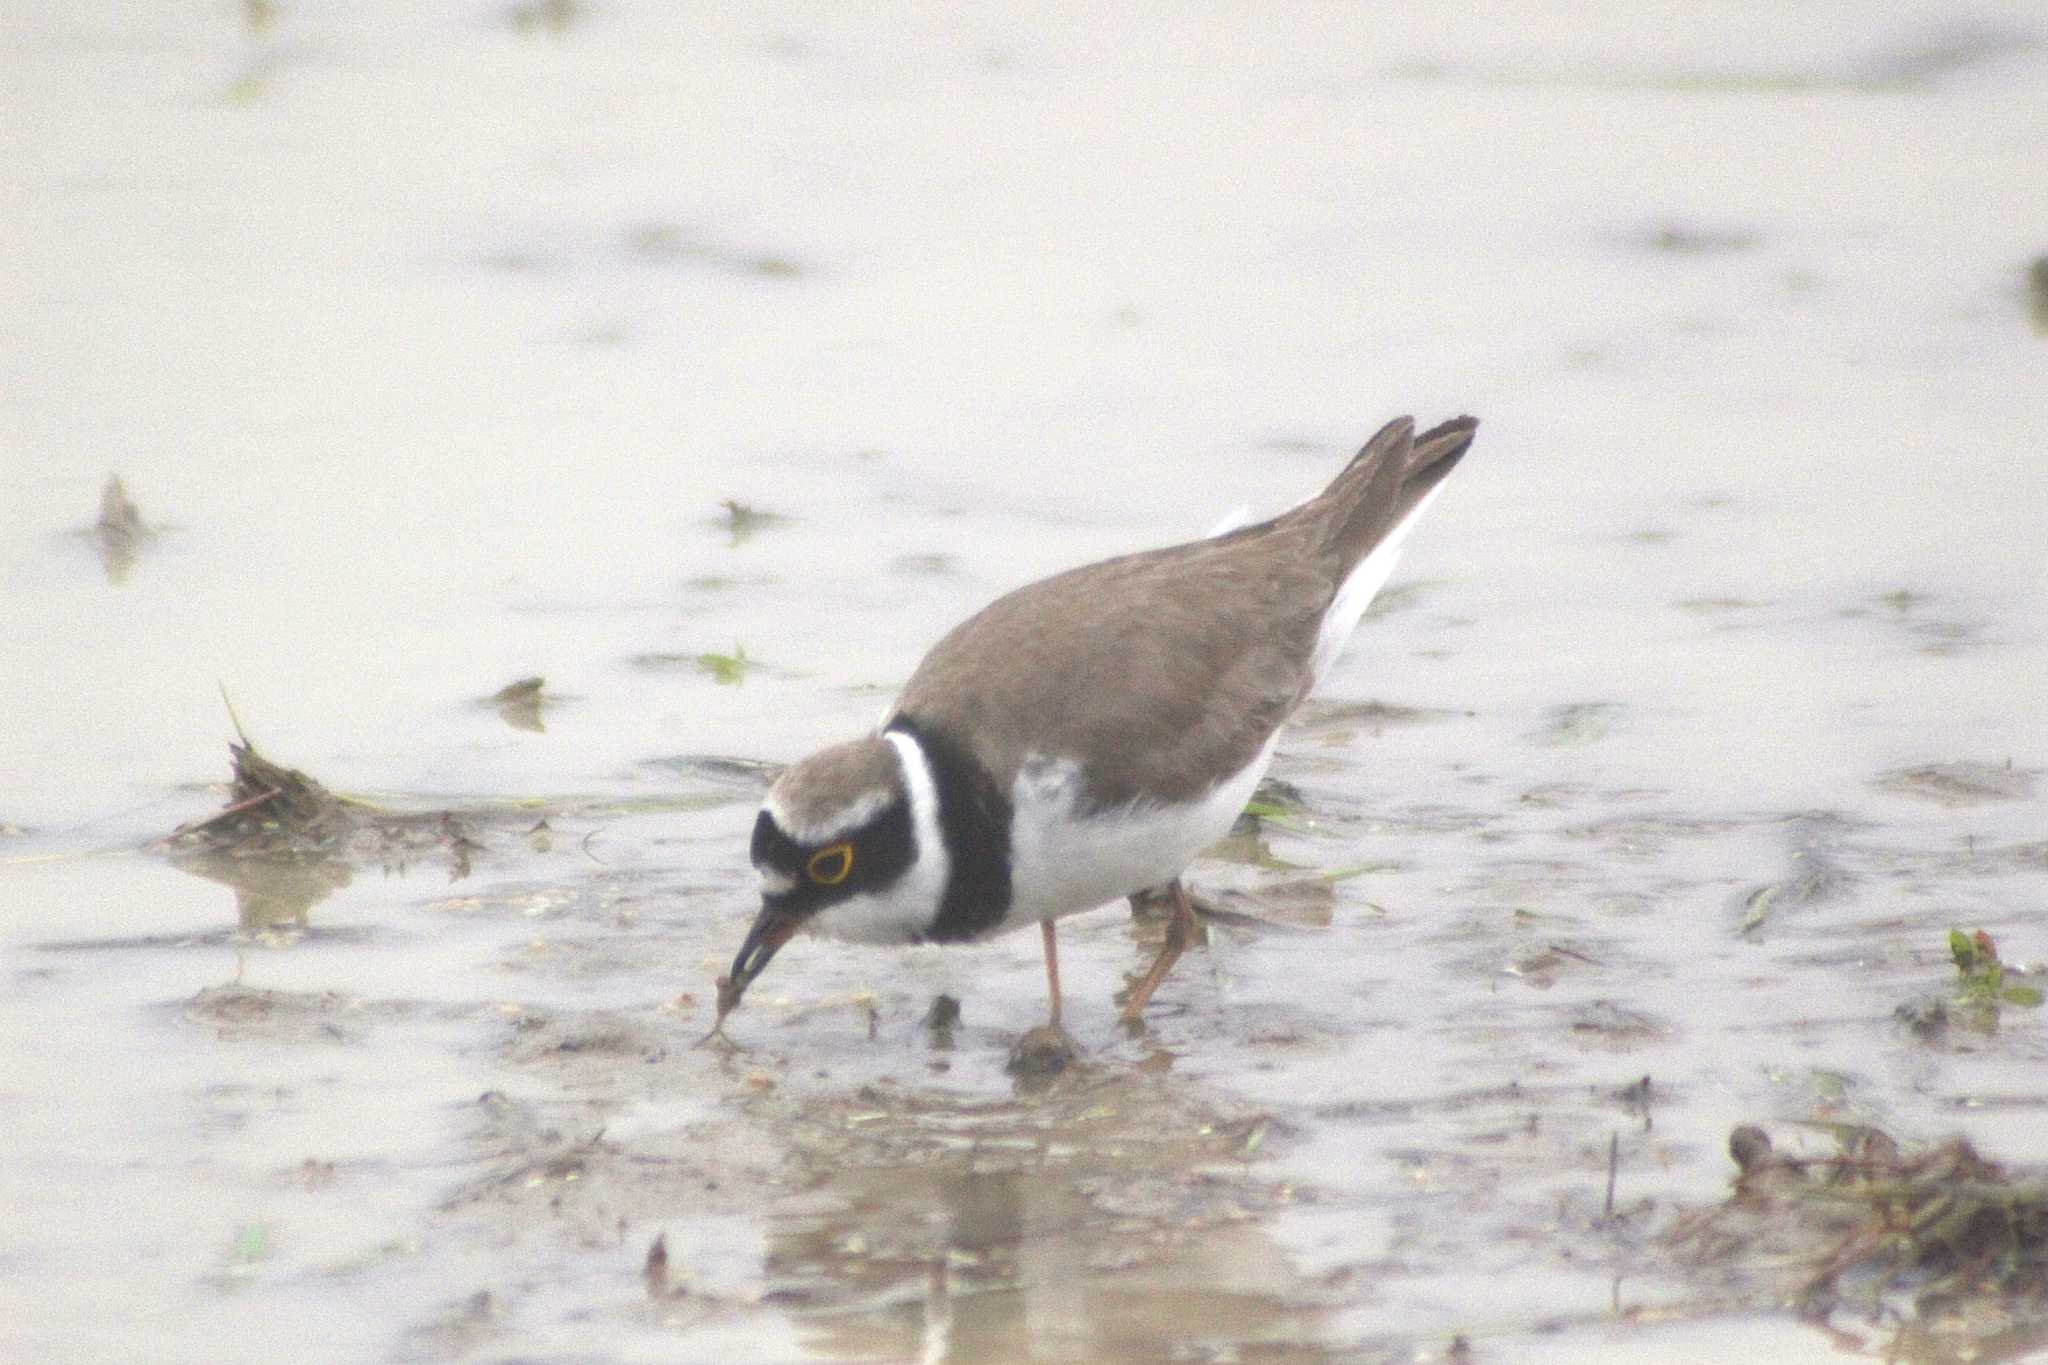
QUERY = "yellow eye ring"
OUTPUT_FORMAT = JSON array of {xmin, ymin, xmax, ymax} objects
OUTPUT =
[{"xmin": 807, "ymin": 842, "xmax": 854, "ymax": 885}]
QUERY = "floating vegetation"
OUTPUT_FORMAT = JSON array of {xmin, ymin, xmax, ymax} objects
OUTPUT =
[
  {"xmin": 626, "ymin": 225, "xmax": 807, "ymax": 281},
  {"xmin": 1293, "ymin": 697, "xmax": 1462, "ymax": 739},
  {"xmin": 1950, "ymin": 928, "xmax": 2043, "ymax": 1012},
  {"xmin": 1737, "ymin": 883, "xmax": 1780, "ymax": 937},
  {"xmin": 478, "ymin": 244, "xmax": 555, "ymax": 274},
  {"xmin": 640, "ymin": 753, "xmax": 782, "ymax": 790},
  {"xmin": 1735, "ymin": 860, "xmax": 1850, "ymax": 936},
  {"xmin": 696, "ymin": 644, "xmax": 754, "ymax": 686},
  {"xmin": 484, "ymin": 676, "xmax": 552, "ymax": 733},
  {"xmin": 161, "ymin": 735, "xmax": 358, "ymax": 856},
  {"xmin": 223, "ymin": 49, "xmax": 288, "ymax": 105},
  {"xmin": 1529, "ymin": 701, "xmax": 1628, "ymax": 747},
  {"xmin": 1855, "ymin": 24, "xmax": 2038, "ymax": 91},
  {"xmin": 642, "ymin": 1232, "xmax": 669, "ymax": 1298},
  {"xmin": 1565, "ymin": 999, "xmax": 1669, "ymax": 1049},
  {"xmin": 1874, "ymin": 761, "xmax": 2035, "ymax": 807},
  {"xmin": 624, "ymin": 222, "xmax": 696, "ymax": 259},
  {"xmin": 1202, "ymin": 825, "xmax": 1304, "ymax": 872},
  {"xmin": 227, "ymin": 1219, "xmax": 272, "ymax": 1276},
  {"xmin": 86, "ymin": 474, "xmax": 156, "ymax": 584},
  {"xmin": 157, "ymin": 706, "xmax": 525, "ymax": 894},
  {"xmin": 97, "ymin": 475, "xmax": 145, "ymax": 538},
  {"xmin": 1735, "ymin": 815, "xmax": 1857, "ymax": 937},
  {"xmin": 1400, "ymin": 27, "xmax": 2031, "ymax": 96},
  {"xmin": 1236, "ymin": 875, "xmax": 1339, "ymax": 929},
  {"xmin": 1239, "ymin": 798, "xmax": 1316, "ymax": 836},
  {"xmin": 1900, "ymin": 933, "xmax": 2031, "ymax": 1039},
  {"xmin": 503, "ymin": 0, "xmax": 580, "ymax": 35},
  {"xmin": 1670, "ymin": 1123, "xmax": 2048, "ymax": 1332},
  {"xmin": 1394, "ymin": 58, "xmax": 1852, "ymax": 94},
  {"xmin": 2029, "ymin": 255, "xmax": 2048, "ymax": 335},
  {"xmin": 1643, "ymin": 223, "xmax": 1762, "ymax": 255},
  {"xmin": 1844, "ymin": 588, "xmax": 1994, "ymax": 658},
  {"xmin": 1223, "ymin": 777, "xmax": 1320, "ymax": 845},
  {"xmin": 889, "ymin": 552, "xmax": 957, "ymax": 577},
  {"xmin": 715, "ymin": 499, "xmax": 786, "ymax": 547},
  {"xmin": 624, "ymin": 646, "xmax": 778, "ymax": 684},
  {"xmin": 1362, "ymin": 577, "xmax": 1445, "ymax": 620}
]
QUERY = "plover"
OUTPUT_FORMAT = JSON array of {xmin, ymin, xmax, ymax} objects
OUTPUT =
[{"xmin": 714, "ymin": 414, "xmax": 1476, "ymax": 1037}]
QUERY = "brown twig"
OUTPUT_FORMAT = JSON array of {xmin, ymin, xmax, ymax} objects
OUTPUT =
[{"xmin": 153, "ymin": 785, "xmax": 282, "ymax": 846}]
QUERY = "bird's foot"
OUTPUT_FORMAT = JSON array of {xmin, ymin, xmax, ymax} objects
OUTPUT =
[
  {"xmin": 1117, "ymin": 879, "xmax": 1202, "ymax": 1025},
  {"xmin": 1127, "ymin": 886, "xmax": 1219, "ymax": 941},
  {"xmin": 1005, "ymin": 1021, "xmax": 1081, "ymax": 1082}
]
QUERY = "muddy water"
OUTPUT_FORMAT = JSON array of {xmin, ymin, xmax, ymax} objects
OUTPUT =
[{"xmin": 7, "ymin": 2, "xmax": 2048, "ymax": 1361}]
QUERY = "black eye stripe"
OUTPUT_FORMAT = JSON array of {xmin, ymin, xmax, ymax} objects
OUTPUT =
[
  {"xmin": 748, "ymin": 799, "xmax": 916, "ymax": 919},
  {"xmin": 751, "ymin": 809, "xmax": 803, "ymax": 871}
]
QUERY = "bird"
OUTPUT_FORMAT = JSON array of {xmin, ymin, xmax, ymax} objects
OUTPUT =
[{"xmin": 712, "ymin": 414, "xmax": 1477, "ymax": 1039}]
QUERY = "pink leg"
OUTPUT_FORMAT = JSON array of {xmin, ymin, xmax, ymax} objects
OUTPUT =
[
  {"xmin": 1041, "ymin": 920, "xmax": 1063, "ymax": 1025},
  {"xmin": 1119, "ymin": 878, "xmax": 1199, "ymax": 1024}
]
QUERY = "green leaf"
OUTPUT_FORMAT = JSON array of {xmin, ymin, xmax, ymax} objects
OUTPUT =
[
  {"xmin": 228, "ymin": 1220, "xmax": 272, "ymax": 1275},
  {"xmin": 1316, "ymin": 862, "xmax": 1389, "ymax": 884},
  {"xmin": 1241, "ymin": 801, "xmax": 1315, "ymax": 835},
  {"xmin": 2001, "ymin": 984, "xmax": 2043, "ymax": 1008},
  {"xmin": 696, "ymin": 644, "xmax": 752, "ymax": 685}
]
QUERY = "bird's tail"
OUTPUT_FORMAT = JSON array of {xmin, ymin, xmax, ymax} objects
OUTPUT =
[{"xmin": 1313, "ymin": 415, "xmax": 1478, "ymax": 574}]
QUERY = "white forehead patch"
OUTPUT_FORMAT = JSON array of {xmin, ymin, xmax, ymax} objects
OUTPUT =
[
  {"xmin": 755, "ymin": 866, "xmax": 798, "ymax": 896},
  {"xmin": 762, "ymin": 785, "xmax": 893, "ymax": 846}
]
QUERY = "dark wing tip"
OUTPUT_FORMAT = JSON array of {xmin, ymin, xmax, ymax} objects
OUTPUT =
[
  {"xmin": 1413, "ymin": 415, "xmax": 1479, "ymax": 460},
  {"xmin": 1315, "ymin": 412, "xmax": 1479, "ymax": 570},
  {"xmin": 1339, "ymin": 413, "xmax": 1478, "ymax": 484}
]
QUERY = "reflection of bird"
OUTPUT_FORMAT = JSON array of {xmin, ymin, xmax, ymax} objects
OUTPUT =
[{"xmin": 717, "ymin": 415, "xmax": 1477, "ymax": 1034}]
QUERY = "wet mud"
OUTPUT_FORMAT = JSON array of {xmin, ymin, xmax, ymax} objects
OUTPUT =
[
  {"xmin": 16, "ymin": 721, "xmax": 2031, "ymax": 1360},
  {"xmin": 6, "ymin": 2, "xmax": 2046, "ymax": 1359}
]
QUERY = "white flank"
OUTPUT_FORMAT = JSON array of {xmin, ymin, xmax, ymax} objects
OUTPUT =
[
  {"xmin": 1004, "ymin": 732, "xmax": 1281, "ymax": 929},
  {"xmin": 805, "ymin": 728, "xmax": 952, "ymax": 945},
  {"xmin": 1308, "ymin": 480, "xmax": 1448, "ymax": 686}
]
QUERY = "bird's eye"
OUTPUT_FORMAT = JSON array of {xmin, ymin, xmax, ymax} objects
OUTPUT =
[{"xmin": 807, "ymin": 842, "xmax": 854, "ymax": 885}]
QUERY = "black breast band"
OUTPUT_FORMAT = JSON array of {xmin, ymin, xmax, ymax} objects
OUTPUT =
[{"xmin": 886, "ymin": 714, "xmax": 1012, "ymax": 942}]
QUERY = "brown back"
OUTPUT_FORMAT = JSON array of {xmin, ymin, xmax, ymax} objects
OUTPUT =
[{"xmin": 891, "ymin": 416, "xmax": 1476, "ymax": 809}]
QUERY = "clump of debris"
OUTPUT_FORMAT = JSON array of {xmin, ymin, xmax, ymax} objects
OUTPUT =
[
  {"xmin": 157, "ymin": 732, "xmax": 483, "ymax": 883},
  {"xmin": 1670, "ymin": 1122, "xmax": 2048, "ymax": 1334},
  {"xmin": 160, "ymin": 738, "xmax": 359, "ymax": 857}
]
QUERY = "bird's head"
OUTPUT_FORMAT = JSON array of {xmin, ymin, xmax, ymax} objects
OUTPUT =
[{"xmin": 719, "ymin": 733, "xmax": 944, "ymax": 1019}]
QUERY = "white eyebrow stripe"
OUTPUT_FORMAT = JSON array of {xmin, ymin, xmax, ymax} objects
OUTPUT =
[
  {"xmin": 883, "ymin": 727, "xmax": 949, "ymax": 903},
  {"xmin": 762, "ymin": 787, "xmax": 892, "ymax": 845}
]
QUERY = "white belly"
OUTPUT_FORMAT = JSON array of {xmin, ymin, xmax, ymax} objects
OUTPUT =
[{"xmin": 1003, "ymin": 732, "xmax": 1281, "ymax": 929}]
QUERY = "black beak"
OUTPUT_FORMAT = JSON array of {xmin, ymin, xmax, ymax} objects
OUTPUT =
[{"xmin": 721, "ymin": 900, "xmax": 801, "ymax": 1013}]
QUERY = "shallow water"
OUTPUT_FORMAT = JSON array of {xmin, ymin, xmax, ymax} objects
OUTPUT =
[{"xmin": 6, "ymin": 2, "xmax": 2048, "ymax": 1360}]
